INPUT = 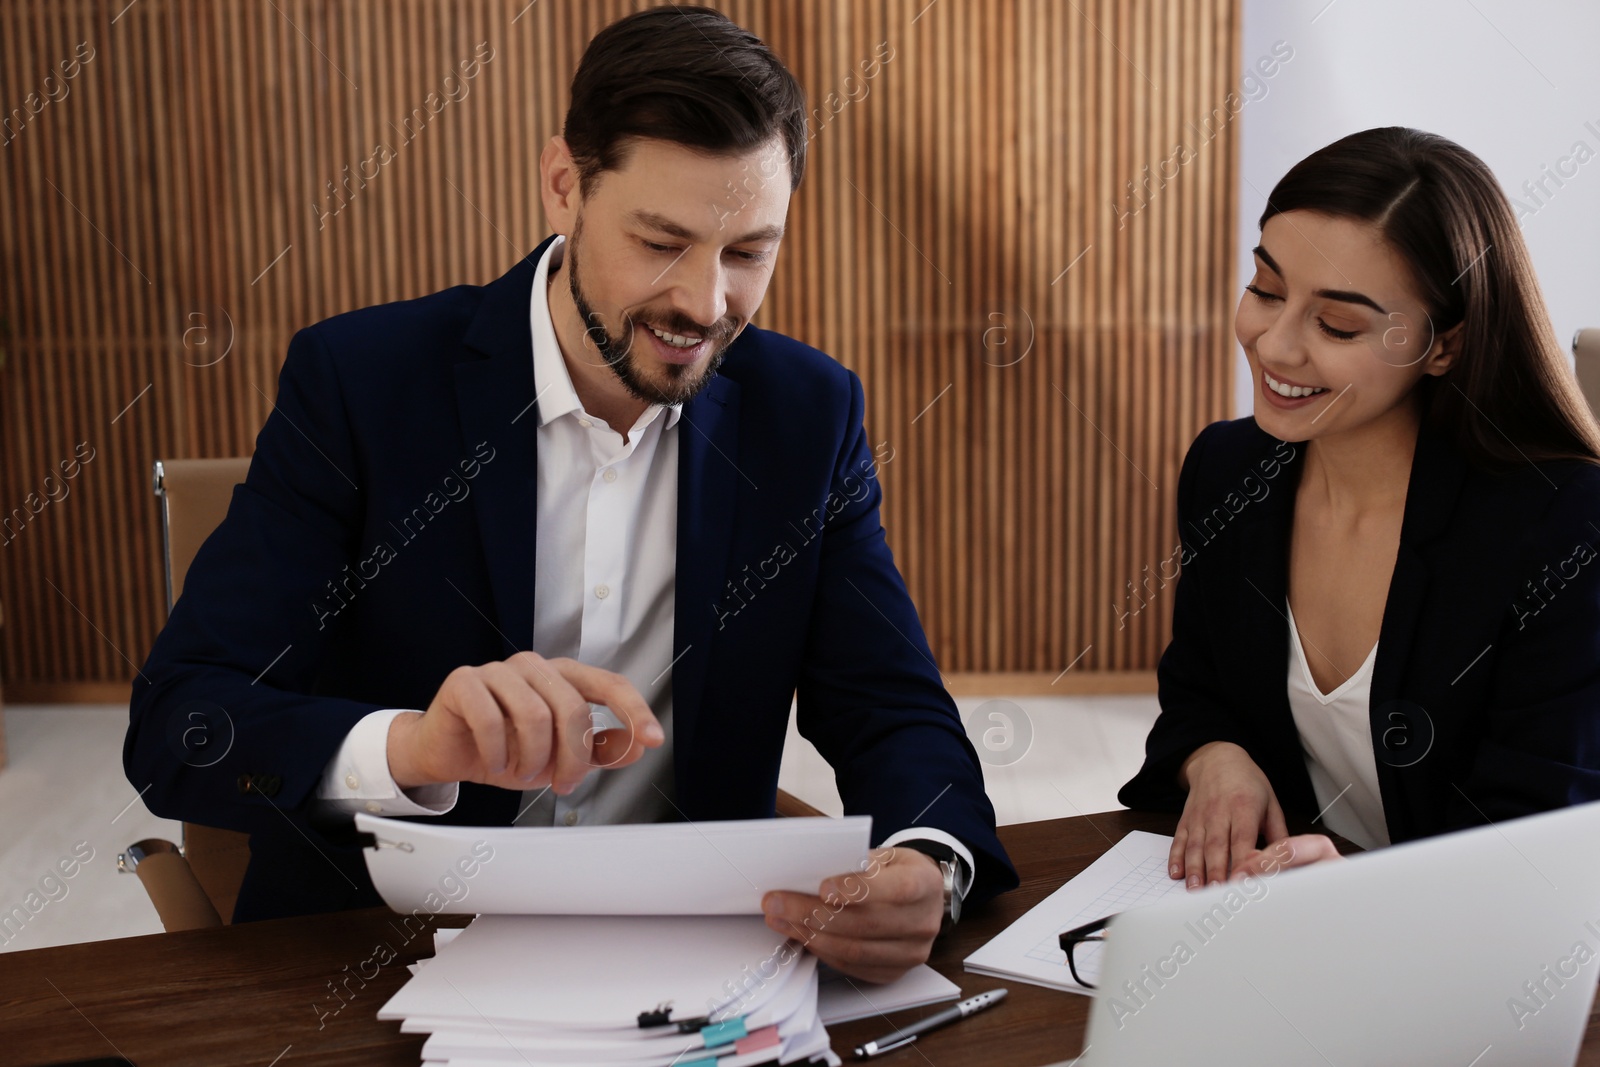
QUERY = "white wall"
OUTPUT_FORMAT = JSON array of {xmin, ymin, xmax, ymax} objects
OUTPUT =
[{"xmin": 1234, "ymin": 0, "xmax": 1600, "ymax": 416}]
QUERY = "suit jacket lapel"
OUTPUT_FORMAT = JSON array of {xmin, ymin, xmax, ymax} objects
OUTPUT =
[
  {"xmin": 1371, "ymin": 417, "xmax": 1468, "ymax": 837},
  {"xmin": 1371, "ymin": 418, "xmax": 1469, "ymax": 703},
  {"xmin": 671, "ymin": 373, "xmax": 742, "ymax": 788},
  {"xmin": 452, "ymin": 241, "xmax": 550, "ymax": 655},
  {"xmin": 1235, "ymin": 436, "xmax": 1312, "ymax": 804}
]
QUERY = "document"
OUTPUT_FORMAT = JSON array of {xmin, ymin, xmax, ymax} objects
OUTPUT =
[
  {"xmin": 963, "ymin": 831, "xmax": 1184, "ymax": 995},
  {"xmin": 380, "ymin": 914, "xmax": 835, "ymax": 1065},
  {"xmin": 355, "ymin": 812, "xmax": 871, "ymax": 916}
]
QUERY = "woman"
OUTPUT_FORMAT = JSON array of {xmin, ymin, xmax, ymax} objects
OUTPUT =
[{"xmin": 1119, "ymin": 127, "xmax": 1600, "ymax": 887}]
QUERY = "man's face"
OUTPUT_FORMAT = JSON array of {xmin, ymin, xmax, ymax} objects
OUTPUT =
[{"xmin": 559, "ymin": 136, "xmax": 792, "ymax": 406}]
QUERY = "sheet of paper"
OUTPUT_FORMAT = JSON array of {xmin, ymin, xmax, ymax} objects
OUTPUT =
[
  {"xmin": 963, "ymin": 831, "xmax": 1185, "ymax": 995},
  {"xmin": 815, "ymin": 964, "xmax": 960, "ymax": 1024},
  {"xmin": 407, "ymin": 926, "xmax": 467, "ymax": 976},
  {"xmin": 355, "ymin": 813, "xmax": 871, "ymax": 915}
]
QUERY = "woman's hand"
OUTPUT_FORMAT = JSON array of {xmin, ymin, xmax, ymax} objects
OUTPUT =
[
  {"xmin": 1229, "ymin": 834, "xmax": 1343, "ymax": 879},
  {"xmin": 1170, "ymin": 741, "xmax": 1287, "ymax": 888}
]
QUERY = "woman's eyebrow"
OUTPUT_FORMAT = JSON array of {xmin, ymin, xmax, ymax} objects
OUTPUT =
[{"xmin": 1252, "ymin": 245, "xmax": 1387, "ymax": 314}]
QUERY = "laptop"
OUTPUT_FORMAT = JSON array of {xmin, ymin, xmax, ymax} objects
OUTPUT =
[{"xmin": 1071, "ymin": 800, "xmax": 1600, "ymax": 1066}]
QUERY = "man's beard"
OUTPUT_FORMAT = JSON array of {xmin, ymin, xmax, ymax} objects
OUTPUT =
[{"xmin": 566, "ymin": 225, "xmax": 738, "ymax": 407}]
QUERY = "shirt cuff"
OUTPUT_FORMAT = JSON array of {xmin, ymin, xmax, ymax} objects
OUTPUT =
[
  {"xmin": 314, "ymin": 708, "xmax": 459, "ymax": 816},
  {"xmin": 880, "ymin": 826, "xmax": 976, "ymax": 900}
]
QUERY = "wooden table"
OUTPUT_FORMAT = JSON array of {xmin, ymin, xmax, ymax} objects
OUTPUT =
[{"xmin": 3, "ymin": 810, "xmax": 1598, "ymax": 1065}]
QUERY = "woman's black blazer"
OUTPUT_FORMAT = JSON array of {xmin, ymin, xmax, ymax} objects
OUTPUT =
[{"xmin": 1120, "ymin": 415, "xmax": 1600, "ymax": 843}]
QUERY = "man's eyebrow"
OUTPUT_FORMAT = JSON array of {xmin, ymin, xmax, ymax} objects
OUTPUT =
[
  {"xmin": 627, "ymin": 210, "xmax": 784, "ymax": 245},
  {"xmin": 1251, "ymin": 245, "xmax": 1387, "ymax": 314}
]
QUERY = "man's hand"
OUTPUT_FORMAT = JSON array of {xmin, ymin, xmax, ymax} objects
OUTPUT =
[
  {"xmin": 386, "ymin": 652, "xmax": 663, "ymax": 793},
  {"xmin": 760, "ymin": 847, "xmax": 945, "ymax": 984},
  {"xmin": 1171, "ymin": 741, "xmax": 1287, "ymax": 888}
]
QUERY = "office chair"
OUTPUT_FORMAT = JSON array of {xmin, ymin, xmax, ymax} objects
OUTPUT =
[
  {"xmin": 120, "ymin": 458, "xmax": 254, "ymax": 931},
  {"xmin": 122, "ymin": 457, "xmax": 823, "ymax": 932},
  {"xmin": 1575, "ymin": 328, "xmax": 1600, "ymax": 418}
]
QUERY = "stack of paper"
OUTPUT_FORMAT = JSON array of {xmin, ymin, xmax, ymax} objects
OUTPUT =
[
  {"xmin": 392, "ymin": 921, "xmax": 964, "ymax": 1066},
  {"xmin": 385, "ymin": 914, "xmax": 834, "ymax": 1066},
  {"xmin": 356, "ymin": 813, "xmax": 957, "ymax": 1067}
]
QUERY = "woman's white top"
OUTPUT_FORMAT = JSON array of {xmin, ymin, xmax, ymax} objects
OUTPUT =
[{"xmin": 1285, "ymin": 601, "xmax": 1391, "ymax": 850}]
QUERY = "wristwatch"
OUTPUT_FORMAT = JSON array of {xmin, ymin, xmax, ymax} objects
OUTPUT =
[{"xmin": 899, "ymin": 840, "xmax": 962, "ymax": 929}]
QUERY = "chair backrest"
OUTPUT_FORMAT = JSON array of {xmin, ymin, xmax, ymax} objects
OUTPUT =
[
  {"xmin": 1576, "ymin": 328, "xmax": 1600, "ymax": 420},
  {"xmin": 155, "ymin": 457, "xmax": 252, "ymax": 609},
  {"xmin": 154, "ymin": 457, "xmax": 254, "ymax": 922}
]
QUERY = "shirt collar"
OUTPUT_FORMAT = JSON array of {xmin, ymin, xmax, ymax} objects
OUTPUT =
[{"xmin": 528, "ymin": 236, "xmax": 683, "ymax": 432}]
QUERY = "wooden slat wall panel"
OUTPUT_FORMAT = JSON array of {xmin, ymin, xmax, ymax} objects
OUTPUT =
[{"xmin": 0, "ymin": 0, "xmax": 1237, "ymax": 695}]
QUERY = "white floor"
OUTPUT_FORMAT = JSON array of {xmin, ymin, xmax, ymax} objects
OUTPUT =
[
  {"xmin": 0, "ymin": 695, "xmax": 1158, "ymax": 954},
  {"xmin": 778, "ymin": 695, "xmax": 1161, "ymax": 824},
  {"xmin": 0, "ymin": 704, "xmax": 185, "ymax": 954}
]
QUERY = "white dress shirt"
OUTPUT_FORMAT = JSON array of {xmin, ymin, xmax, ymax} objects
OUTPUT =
[
  {"xmin": 1286, "ymin": 601, "xmax": 1391, "ymax": 850},
  {"xmin": 315, "ymin": 237, "xmax": 973, "ymax": 895},
  {"xmin": 513, "ymin": 235, "xmax": 682, "ymax": 828}
]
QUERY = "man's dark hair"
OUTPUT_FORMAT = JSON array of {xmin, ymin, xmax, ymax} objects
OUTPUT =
[{"xmin": 563, "ymin": 5, "xmax": 807, "ymax": 195}]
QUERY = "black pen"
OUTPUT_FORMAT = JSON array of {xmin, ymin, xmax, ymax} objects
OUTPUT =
[{"xmin": 853, "ymin": 988, "xmax": 1008, "ymax": 1058}]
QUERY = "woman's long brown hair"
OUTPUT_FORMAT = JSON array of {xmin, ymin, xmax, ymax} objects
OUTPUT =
[{"xmin": 1261, "ymin": 127, "xmax": 1600, "ymax": 468}]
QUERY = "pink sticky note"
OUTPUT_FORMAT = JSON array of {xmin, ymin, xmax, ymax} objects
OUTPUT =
[{"xmin": 735, "ymin": 1025, "xmax": 781, "ymax": 1054}]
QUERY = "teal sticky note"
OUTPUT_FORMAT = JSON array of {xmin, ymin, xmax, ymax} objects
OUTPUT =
[{"xmin": 699, "ymin": 1017, "xmax": 748, "ymax": 1047}]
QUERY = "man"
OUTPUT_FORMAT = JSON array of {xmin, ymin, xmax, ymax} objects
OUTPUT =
[{"xmin": 126, "ymin": 6, "xmax": 1014, "ymax": 983}]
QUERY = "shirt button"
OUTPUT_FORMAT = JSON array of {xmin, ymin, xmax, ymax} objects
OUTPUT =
[
  {"xmin": 595, "ymin": 584, "xmax": 610, "ymax": 599},
  {"xmin": 563, "ymin": 810, "xmax": 580, "ymax": 826},
  {"xmin": 578, "ymin": 418, "xmax": 593, "ymax": 428},
  {"xmin": 365, "ymin": 801, "xmax": 382, "ymax": 814},
  {"xmin": 602, "ymin": 468, "xmax": 618, "ymax": 483},
  {"xmin": 345, "ymin": 773, "xmax": 359, "ymax": 790}
]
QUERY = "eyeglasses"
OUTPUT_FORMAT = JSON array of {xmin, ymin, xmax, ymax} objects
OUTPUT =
[{"xmin": 1057, "ymin": 914, "xmax": 1113, "ymax": 990}]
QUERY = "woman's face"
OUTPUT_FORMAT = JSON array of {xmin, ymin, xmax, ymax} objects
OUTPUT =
[{"xmin": 1236, "ymin": 210, "xmax": 1457, "ymax": 444}]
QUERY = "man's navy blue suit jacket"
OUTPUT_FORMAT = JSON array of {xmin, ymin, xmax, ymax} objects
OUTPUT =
[
  {"xmin": 125, "ymin": 238, "xmax": 1016, "ymax": 921},
  {"xmin": 1120, "ymin": 414, "xmax": 1600, "ymax": 842}
]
